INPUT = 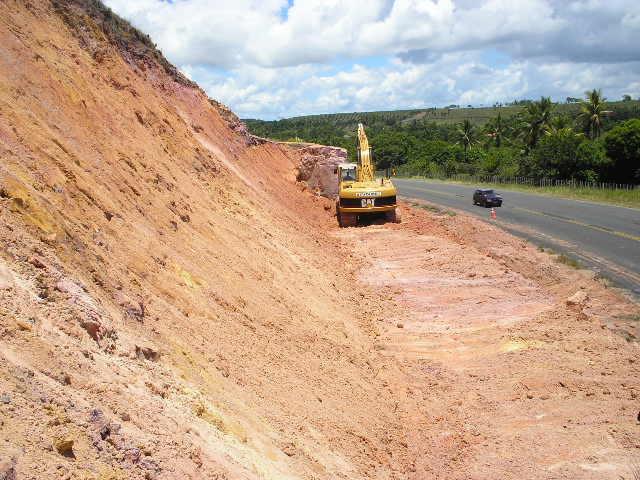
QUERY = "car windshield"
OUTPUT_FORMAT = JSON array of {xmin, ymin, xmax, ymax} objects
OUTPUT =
[
  {"xmin": 483, "ymin": 190, "xmax": 494, "ymax": 194},
  {"xmin": 341, "ymin": 168, "xmax": 356, "ymax": 181}
]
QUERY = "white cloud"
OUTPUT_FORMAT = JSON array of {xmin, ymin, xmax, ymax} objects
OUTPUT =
[
  {"xmin": 104, "ymin": 0, "xmax": 640, "ymax": 118},
  {"xmin": 191, "ymin": 55, "xmax": 640, "ymax": 119},
  {"xmin": 106, "ymin": 0, "xmax": 569, "ymax": 68}
]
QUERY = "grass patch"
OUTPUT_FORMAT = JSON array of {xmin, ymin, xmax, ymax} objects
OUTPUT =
[
  {"xmin": 555, "ymin": 254, "xmax": 581, "ymax": 269},
  {"xmin": 404, "ymin": 177, "xmax": 640, "ymax": 209},
  {"xmin": 541, "ymin": 247, "xmax": 581, "ymax": 269},
  {"xmin": 417, "ymin": 204, "xmax": 441, "ymax": 213},
  {"xmin": 411, "ymin": 202, "xmax": 456, "ymax": 216},
  {"xmin": 594, "ymin": 271, "xmax": 615, "ymax": 287},
  {"xmin": 615, "ymin": 313, "xmax": 640, "ymax": 322}
]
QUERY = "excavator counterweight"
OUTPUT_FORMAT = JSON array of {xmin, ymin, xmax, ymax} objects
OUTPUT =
[{"xmin": 336, "ymin": 123, "xmax": 400, "ymax": 227}]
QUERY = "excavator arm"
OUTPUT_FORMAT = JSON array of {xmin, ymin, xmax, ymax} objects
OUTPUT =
[{"xmin": 357, "ymin": 123, "xmax": 375, "ymax": 182}]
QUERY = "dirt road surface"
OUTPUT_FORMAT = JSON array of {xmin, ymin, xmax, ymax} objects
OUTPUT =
[{"xmin": 338, "ymin": 203, "xmax": 640, "ymax": 479}]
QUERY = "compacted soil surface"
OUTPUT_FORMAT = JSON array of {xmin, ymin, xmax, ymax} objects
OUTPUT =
[{"xmin": 338, "ymin": 201, "xmax": 640, "ymax": 479}]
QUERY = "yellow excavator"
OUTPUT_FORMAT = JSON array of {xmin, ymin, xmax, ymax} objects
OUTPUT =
[{"xmin": 336, "ymin": 123, "xmax": 400, "ymax": 227}]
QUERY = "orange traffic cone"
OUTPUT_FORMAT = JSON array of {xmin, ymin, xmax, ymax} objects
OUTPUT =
[{"xmin": 490, "ymin": 208, "xmax": 497, "ymax": 220}]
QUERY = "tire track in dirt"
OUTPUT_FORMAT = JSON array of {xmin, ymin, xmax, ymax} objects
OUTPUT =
[{"xmin": 342, "ymin": 225, "xmax": 553, "ymax": 367}]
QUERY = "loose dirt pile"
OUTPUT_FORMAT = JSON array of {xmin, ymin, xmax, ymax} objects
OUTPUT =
[
  {"xmin": 1, "ymin": 1, "xmax": 638, "ymax": 479},
  {"xmin": 293, "ymin": 145, "xmax": 347, "ymax": 197}
]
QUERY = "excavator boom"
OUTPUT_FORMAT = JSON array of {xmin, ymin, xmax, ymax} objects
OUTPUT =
[{"xmin": 357, "ymin": 123, "xmax": 375, "ymax": 182}]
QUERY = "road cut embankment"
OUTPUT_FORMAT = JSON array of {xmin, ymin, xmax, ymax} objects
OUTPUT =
[{"xmin": 0, "ymin": 1, "xmax": 638, "ymax": 479}]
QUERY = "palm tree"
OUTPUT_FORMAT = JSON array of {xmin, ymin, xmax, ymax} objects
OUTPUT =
[
  {"xmin": 456, "ymin": 119, "xmax": 477, "ymax": 160},
  {"xmin": 484, "ymin": 113, "xmax": 505, "ymax": 147},
  {"xmin": 545, "ymin": 115, "xmax": 585, "ymax": 145},
  {"xmin": 518, "ymin": 96, "xmax": 554, "ymax": 151},
  {"xmin": 548, "ymin": 115, "xmax": 570, "ymax": 132},
  {"xmin": 578, "ymin": 89, "xmax": 611, "ymax": 139},
  {"xmin": 546, "ymin": 115, "xmax": 580, "ymax": 136}
]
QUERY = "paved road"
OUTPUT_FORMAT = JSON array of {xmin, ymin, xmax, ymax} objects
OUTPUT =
[{"xmin": 395, "ymin": 178, "xmax": 640, "ymax": 296}]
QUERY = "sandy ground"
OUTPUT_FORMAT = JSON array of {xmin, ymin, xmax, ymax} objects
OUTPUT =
[{"xmin": 1, "ymin": 1, "xmax": 639, "ymax": 479}]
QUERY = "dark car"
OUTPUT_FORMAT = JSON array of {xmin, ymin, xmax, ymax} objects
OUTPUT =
[{"xmin": 473, "ymin": 189, "xmax": 502, "ymax": 207}]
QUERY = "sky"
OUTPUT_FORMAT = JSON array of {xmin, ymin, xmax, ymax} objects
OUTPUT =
[{"xmin": 104, "ymin": 0, "xmax": 640, "ymax": 120}]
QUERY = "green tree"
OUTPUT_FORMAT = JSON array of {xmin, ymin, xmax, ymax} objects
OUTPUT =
[
  {"xmin": 578, "ymin": 89, "xmax": 611, "ymax": 139},
  {"xmin": 603, "ymin": 119, "xmax": 640, "ymax": 183},
  {"xmin": 575, "ymin": 140, "xmax": 610, "ymax": 181},
  {"xmin": 518, "ymin": 96, "xmax": 554, "ymax": 151},
  {"xmin": 483, "ymin": 113, "xmax": 506, "ymax": 147},
  {"xmin": 547, "ymin": 115, "xmax": 574, "ymax": 135},
  {"xmin": 533, "ymin": 129, "xmax": 583, "ymax": 178},
  {"xmin": 494, "ymin": 148, "xmax": 521, "ymax": 178},
  {"xmin": 372, "ymin": 131, "xmax": 413, "ymax": 169},
  {"xmin": 622, "ymin": 94, "xmax": 632, "ymax": 102},
  {"xmin": 480, "ymin": 147, "xmax": 519, "ymax": 176},
  {"xmin": 455, "ymin": 119, "xmax": 477, "ymax": 161},
  {"xmin": 462, "ymin": 147, "xmax": 487, "ymax": 174}
]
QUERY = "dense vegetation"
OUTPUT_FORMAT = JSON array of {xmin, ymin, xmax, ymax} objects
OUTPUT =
[
  {"xmin": 52, "ymin": 0, "xmax": 195, "ymax": 87},
  {"xmin": 245, "ymin": 92, "xmax": 640, "ymax": 184}
]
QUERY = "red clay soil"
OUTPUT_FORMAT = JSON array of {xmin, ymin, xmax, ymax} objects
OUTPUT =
[
  {"xmin": 338, "ymin": 202, "xmax": 640, "ymax": 479},
  {"xmin": 0, "ymin": 2, "xmax": 415, "ymax": 478},
  {"xmin": 0, "ymin": 1, "xmax": 639, "ymax": 479}
]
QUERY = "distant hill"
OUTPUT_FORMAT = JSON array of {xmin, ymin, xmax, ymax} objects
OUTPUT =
[
  {"xmin": 244, "ymin": 100, "xmax": 640, "ymax": 142},
  {"xmin": 244, "ymin": 99, "xmax": 640, "ymax": 180}
]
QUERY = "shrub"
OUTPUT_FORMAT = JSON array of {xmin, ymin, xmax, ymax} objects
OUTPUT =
[
  {"xmin": 603, "ymin": 119, "xmax": 640, "ymax": 183},
  {"xmin": 52, "ymin": 0, "xmax": 195, "ymax": 87},
  {"xmin": 480, "ymin": 147, "xmax": 520, "ymax": 177},
  {"xmin": 533, "ymin": 130, "xmax": 583, "ymax": 178},
  {"xmin": 574, "ymin": 141, "xmax": 610, "ymax": 181}
]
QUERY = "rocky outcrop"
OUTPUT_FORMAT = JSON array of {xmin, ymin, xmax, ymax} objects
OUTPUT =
[{"xmin": 294, "ymin": 145, "xmax": 347, "ymax": 197}]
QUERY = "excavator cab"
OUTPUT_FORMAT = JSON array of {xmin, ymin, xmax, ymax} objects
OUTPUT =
[{"xmin": 339, "ymin": 164, "xmax": 357, "ymax": 182}]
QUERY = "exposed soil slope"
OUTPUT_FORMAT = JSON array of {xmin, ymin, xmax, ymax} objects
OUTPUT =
[
  {"xmin": 0, "ymin": 2, "xmax": 415, "ymax": 478},
  {"xmin": 1, "ymin": 2, "xmax": 639, "ymax": 480}
]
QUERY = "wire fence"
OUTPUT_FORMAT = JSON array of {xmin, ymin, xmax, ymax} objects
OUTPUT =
[{"xmin": 390, "ymin": 167, "xmax": 639, "ymax": 191}]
